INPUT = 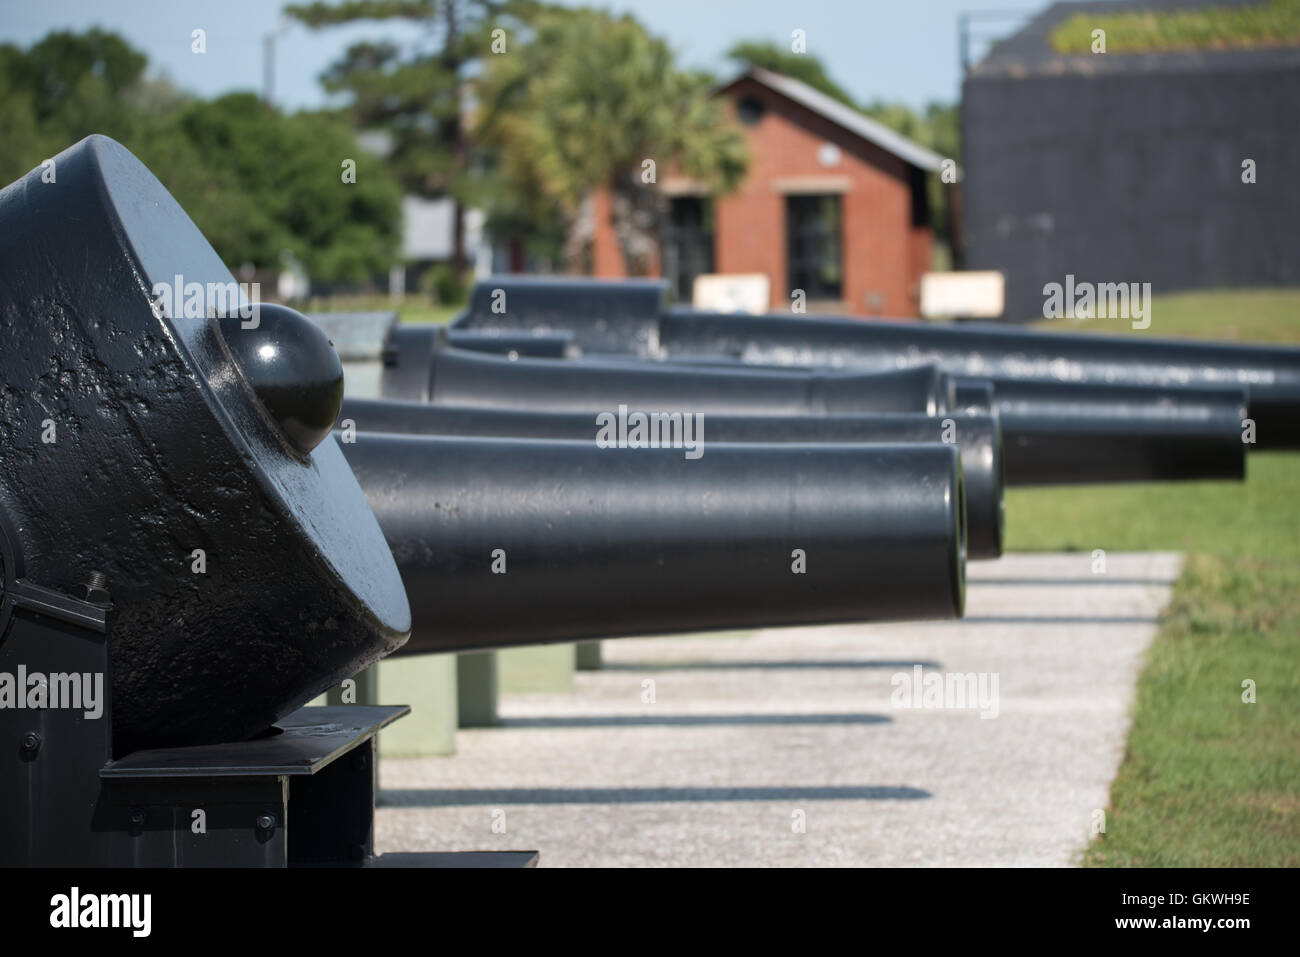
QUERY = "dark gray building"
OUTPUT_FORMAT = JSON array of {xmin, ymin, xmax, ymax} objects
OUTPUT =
[{"xmin": 962, "ymin": 0, "xmax": 1300, "ymax": 322}]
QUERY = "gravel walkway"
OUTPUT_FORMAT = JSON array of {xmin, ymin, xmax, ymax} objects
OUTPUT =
[{"xmin": 375, "ymin": 551, "xmax": 1182, "ymax": 866}]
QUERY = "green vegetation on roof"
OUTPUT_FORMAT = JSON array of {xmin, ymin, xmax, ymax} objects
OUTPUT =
[{"xmin": 1049, "ymin": 0, "xmax": 1300, "ymax": 54}]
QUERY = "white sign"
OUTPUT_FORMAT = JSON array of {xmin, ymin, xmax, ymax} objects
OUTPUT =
[
  {"xmin": 692, "ymin": 273, "xmax": 771, "ymax": 314},
  {"xmin": 920, "ymin": 271, "xmax": 1005, "ymax": 320}
]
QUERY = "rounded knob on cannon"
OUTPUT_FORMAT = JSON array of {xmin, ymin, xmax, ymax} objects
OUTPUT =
[{"xmin": 216, "ymin": 303, "xmax": 345, "ymax": 454}]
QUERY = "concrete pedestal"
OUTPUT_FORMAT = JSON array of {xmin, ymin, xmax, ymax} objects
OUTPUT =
[
  {"xmin": 376, "ymin": 655, "xmax": 458, "ymax": 757},
  {"xmin": 319, "ymin": 657, "xmax": 458, "ymax": 757},
  {"xmin": 498, "ymin": 644, "xmax": 576, "ymax": 693},
  {"xmin": 575, "ymin": 641, "xmax": 603, "ymax": 671},
  {"xmin": 457, "ymin": 652, "xmax": 500, "ymax": 727}
]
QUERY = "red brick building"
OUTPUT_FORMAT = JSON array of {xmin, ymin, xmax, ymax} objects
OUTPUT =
[{"xmin": 591, "ymin": 68, "xmax": 944, "ymax": 317}]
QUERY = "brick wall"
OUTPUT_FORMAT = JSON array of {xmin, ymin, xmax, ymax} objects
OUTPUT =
[{"xmin": 590, "ymin": 76, "xmax": 930, "ymax": 317}]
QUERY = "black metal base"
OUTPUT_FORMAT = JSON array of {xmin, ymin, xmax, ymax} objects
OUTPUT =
[
  {"xmin": 99, "ymin": 704, "xmax": 407, "ymax": 867},
  {"xmin": 0, "ymin": 603, "xmax": 536, "ymax": 867},
  {"xmin": 4, "ymin": 693, "xmax": 539, "ymax": 867}
]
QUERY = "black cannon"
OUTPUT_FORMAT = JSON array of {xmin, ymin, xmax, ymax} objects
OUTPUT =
[
  {"xmin": 0, "ymin": 136, "xmax": 410, "ymax": 756},
  {"xmin": 343, "ymin": 435, "xmax": 966, "ymax": 649},
  {"xmin": 376, "ymin": 321, "xmax": 1245, "ymax": 486},
  {"xmin": 339, "ymin": 398, "xmax": 1003, "ymax": 560},
  {"xmin": 451, "ymin": 275, "xmax": 1294, "ymax": 450},
  {"xmin": 969, "ymin": 378, "xmax": 1246, "ymax": 485},
  {"xmin": 649, "ymin": 311, "xmax": 1295, "ymax": 447},
  {"xmin": 453, "ymin": 275, "xmax": 667, "ymax": 354},
  {"xmin": 590, "ymin": 355, "xmax": 1247, "ymax": 485},
  {"xmin": 445, "ymin": 328, "xmax": 578, "ymax": 359},
  {"xmin": 0, "ymin": 136, "xmax": 423, "ymax": 867},
  {"xmin": 381, "ymin": 325, "xmax": 955, "ymax": 415}
]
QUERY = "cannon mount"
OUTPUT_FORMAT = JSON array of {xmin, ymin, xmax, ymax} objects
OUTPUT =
[{"xmin": 0, "ymin": 593, "xmax": 535, "ymax": 867}]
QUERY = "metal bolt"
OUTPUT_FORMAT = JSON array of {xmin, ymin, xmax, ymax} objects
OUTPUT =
[
  {"xmin": 83, "ymin": 571, "xmax": 110, "ymax": 604},
  {"xmin": 255, "ymin": 813, "xmax": 276, "ymax": 831},
  {"xmin": 20, "ymin": 731, "xmax": 40, "ymax": 754},
  {"xmin": 128, "ymin": 808, "xmax": 146, "ymax": 827}
]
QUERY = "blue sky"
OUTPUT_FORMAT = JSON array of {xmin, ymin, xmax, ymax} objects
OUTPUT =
[{"xmin": 0, "ymin": 0, "xmax": 1051, "ymax": 111}]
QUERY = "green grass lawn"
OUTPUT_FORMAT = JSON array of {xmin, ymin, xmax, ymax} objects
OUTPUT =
[
  {"xmin": 305, "ymin": 293, "xmax": 462, "ymax": 326},
  {"xmin": 1009, "ymin": 287, "xmax": 1300, "ymax": 866},
  {"xmin": 1032, "ymin": 286, "xmax": 1300, "ymax": 344}
]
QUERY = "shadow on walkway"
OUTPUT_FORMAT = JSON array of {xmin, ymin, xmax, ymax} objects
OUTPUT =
[
  {"xmin": 495, "ymin": 713, "xmax": 893, "ymax": 728},
  {"xmin": 599, "ymin": 659, "xmax": 940, "ymax": 672},
  {"xmin": 382, "ymin": 785, "xmax": 932, "ymax": 806}
]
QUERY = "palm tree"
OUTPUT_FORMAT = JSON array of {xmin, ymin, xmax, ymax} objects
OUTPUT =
[{"xmin": 474, "ymin": 9, "xmax": 748, "ymax": 274}]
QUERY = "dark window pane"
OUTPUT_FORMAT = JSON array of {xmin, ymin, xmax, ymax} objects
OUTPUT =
[
  {"xmin": 786, "ymin": 194, "xmax": 843, "ymax": 300},
  {"xmin": 663, "ymin": 196, "xmax": 715, "ymax": 303}
]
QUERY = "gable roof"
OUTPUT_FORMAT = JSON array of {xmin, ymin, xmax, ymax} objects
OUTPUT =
[{"xmin": 721, "ymin": 67, "xmax": 945, "ymax": 173}]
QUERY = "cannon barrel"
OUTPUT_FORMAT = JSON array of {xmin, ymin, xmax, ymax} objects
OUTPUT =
[
  {"xmin": 381, "ymin": 326, "xmax": 953, "ymax": 415},
  {"xmin": 954, "ymin": 378, "xmax": 997, "ymax": 414},
  {"xmin": 379, "ymin": 322, "xmax": 1244, "ymax": 485},
  {"xmin": 984, "ymin": 378, "xmax": 1247, "ymax": 484},
  {"xmin": 452, "ymin": 277, "xmax": 1300, "ymax": 448},
  {"xmin": 339, "ymin": 398, "xmax": 1004, "ymax": 559},
  {"xmin": 341, "ymin": 434, "xmax": 967, "ymax": 651},
  {"xmin": 444, "ymin": 328, "xmax": 577, "ymax": 359},
  {"xmin": 455, "ymin": 275, "xmax": 667, "ymax": 353},
  {"xmin": 606, "ymin": 357, "xmax": 1247, "ymax": 484},
  {"xmin": 651, "ymin": 312, "xmax": 1298, "ymax": 449}
]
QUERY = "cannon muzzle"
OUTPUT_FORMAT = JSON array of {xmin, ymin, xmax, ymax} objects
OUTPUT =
[
  {"xmin": 341, "ymin": 434, "xmax": 967, "ymax": 650},
  {"xmin": 340, "ymin": 398, "xmax": 1004, "ymax": 559}
]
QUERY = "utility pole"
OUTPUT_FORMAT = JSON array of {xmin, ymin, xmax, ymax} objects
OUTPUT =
[
  {"xmin": 262, "ymin": 20, "xmax": 292, "ymax": 106},
  {"xmin": 263, "ymin": 32, "xmax": 275, "ymax": 104}
]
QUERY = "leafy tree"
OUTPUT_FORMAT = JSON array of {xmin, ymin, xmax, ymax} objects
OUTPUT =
[
  {"xmin": 0, "ymin": 30, "xmax": 150, "ymax": 182},
  {"xmin": 177, "ymin": 93, "xmax": 402, "ymax": 281},
  {"xmin": 0, "ymin": 30, "xmax": 403, "ymax": 284},
  {"xmin": 13, "ymin": 28, "xmax": 146, "ymax": 127},
  {"xmin": 286, "ymin": 0, "xmax": 539, "ymax": 277},
  {"xmin": 0, "ymin": 54, "xmax": 54, "ymax": 185},
  {"xmin": 475, "ymin": 8, "xmax": 748, "ymax": 274},
  {"xmin": 726, "ymin": 40, "xmax": 858, "ymax": 107}
]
